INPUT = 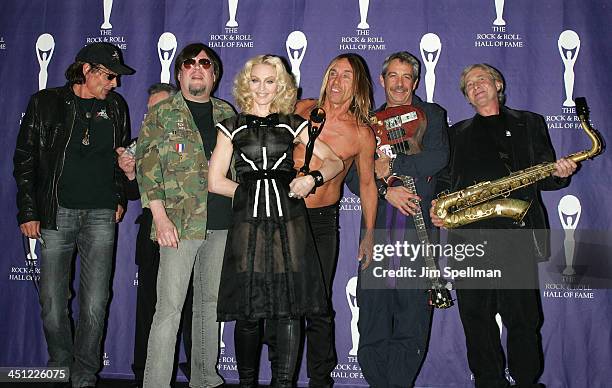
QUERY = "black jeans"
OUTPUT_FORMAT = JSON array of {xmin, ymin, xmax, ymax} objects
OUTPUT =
[
  {"xmin": 131, "ymin": 209, "xmax": 193, "ymax": 382},
  {"xmin": 304, "ymin": 205, "xmax": 339, "ymax": 387},
  {"xmin": 356, "ymin": 287, "xmax": 432, "ymax": 388},
  {"xmin": 456, "ymin": 288, "xmax": 544, "ymax": 388}
]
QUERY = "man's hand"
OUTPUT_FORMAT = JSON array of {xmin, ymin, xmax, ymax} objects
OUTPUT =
[
  {"xmin": 20, "ymin": 221, "xmax": 41, "ymax": 238},
  {"xmin": 116, "ymin": 147, "xmax": 136, "ymax": 180},
  {"xmin": 429, "ymin": 199, "xmax": 445, "ymax": 228},
  {"xmin": 385, "ymin": 186, "xmax": 420, "ymax": 216},
  {"xmin": 154, "ymin": 215, "xmax": 180, "ymax": 248},
  {"xmin": 374, "ymin": 150, "xmax": 392, "ymax": 179},
  {"xmin": 552, "ymin": 158, "xmax": 577, "ymax": 178},
  {"xmin": 358, "ymin": 229, "xmax": 375, "ymax": 269},
  {"xmin": 115, "ymin": 204, "xmax": 125, "ymax": 222}
]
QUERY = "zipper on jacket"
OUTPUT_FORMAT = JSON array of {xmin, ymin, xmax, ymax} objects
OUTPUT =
[{"xmin": 53, "ymin": 98, "xmax": 76, "ymax": 230}]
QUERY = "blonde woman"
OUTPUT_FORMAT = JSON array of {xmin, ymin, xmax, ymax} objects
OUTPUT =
[{"xmin": 208, "ymin": 55, "xmax": 343, "ymax": 387}]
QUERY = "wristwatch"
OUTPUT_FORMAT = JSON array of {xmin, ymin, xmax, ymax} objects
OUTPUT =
[{"xmin": 377, "ymin": 184, "xmax": 388, "ymax": 199}]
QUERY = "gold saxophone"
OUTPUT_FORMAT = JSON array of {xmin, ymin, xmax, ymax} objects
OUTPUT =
[{"xmin": 434, "ymin": 97, "xmax": 604, "ymax": 228}]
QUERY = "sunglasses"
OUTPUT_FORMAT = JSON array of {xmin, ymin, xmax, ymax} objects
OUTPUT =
[
  {"xmin": 96, "ymin": 68, "xmax": 119, "ymax": 81},
  {"xmin": 182, "ymin": 58, "xmax": 212, "ymax": 70}
]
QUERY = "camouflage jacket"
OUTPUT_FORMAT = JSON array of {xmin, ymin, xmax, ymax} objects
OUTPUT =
[{"xmin": 135, "ymin": 92, "xmax": 235, "ymax": 240}]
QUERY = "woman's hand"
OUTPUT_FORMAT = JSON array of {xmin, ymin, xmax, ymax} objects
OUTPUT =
[{"xmin": 288, "ymin": 174, "xmax": 316, "ymax": 199}]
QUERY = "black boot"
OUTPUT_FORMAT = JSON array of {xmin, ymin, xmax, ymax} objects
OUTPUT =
[
  {"xmin": 271, "ymin": 318, "xmax": 300, "ymax": 388},
  {"xmin": 235, "ymin": 319, "xmax": 263, "ymax": 387}
]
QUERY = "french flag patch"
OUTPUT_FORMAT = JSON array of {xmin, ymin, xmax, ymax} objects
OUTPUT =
[{"xmin": 175, "ymin": 143, "xmax": 185, "ymax": 153}]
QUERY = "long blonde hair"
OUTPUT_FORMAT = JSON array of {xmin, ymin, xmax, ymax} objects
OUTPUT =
[{"xmin": 233, "ymin": 55, "xmax": 297, "ymax": 114}]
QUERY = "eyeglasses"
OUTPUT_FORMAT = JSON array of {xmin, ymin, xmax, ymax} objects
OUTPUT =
[
  {"xmin": 182, "ymin": 58, "xmax": 212, "ymax": 70},
  {"xmin": 96, "ymin": 68, "xmax": 119, "ymax": 81}
]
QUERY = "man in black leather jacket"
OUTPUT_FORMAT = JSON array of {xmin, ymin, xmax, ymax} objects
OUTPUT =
[{"xmin": 13, "ymin": 42, "xmax": 134, "ymax": 388}]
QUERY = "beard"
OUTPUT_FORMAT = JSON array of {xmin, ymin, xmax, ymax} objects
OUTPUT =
[{"xmin": 188, "ymin": 85, "xmax": 207, "ymax": 96}]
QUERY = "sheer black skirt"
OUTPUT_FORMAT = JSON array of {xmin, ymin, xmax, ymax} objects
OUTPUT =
[{"xmin": 217, "ymin": 182, "xmax": 330, "ymax": 321}]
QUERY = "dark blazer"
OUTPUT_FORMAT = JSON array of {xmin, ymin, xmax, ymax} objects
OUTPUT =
[
  {"xmin": 346, "ymin": 95, "xmax": 449, "ymax": 230},
  {"xmin": 437, "ymin": 106, "xmax": 570, "ymax": 259}
]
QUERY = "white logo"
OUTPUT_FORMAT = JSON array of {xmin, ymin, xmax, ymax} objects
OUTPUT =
[
  {"xmin": 36, "ymin": 33, "xmax": 55, "ymax": 91},
  {"xmin": 495, "ymin": 313, "xmax": 503, "ymax": 339},
  {"xmin": 346, "ymin": 276, "xmax": 359, "ymax": 356},
  {"xmin": 220, "ymin": 322, "xmax": 226, "ymax": 348},
  {"xmin": 101, "ymin": 0, "xmax": 113, "ymax": 29},
  {"xmin": 96, "ymin": 108, "xmax": 109, "ymax": 120},
  {"xmin": 493, "ymin": 0, "xmax": 506, "ymax": 26},
  {"xmin": 558, "ymin": 30, "xmax": 580, "ymax": 107},
  {"xmin": 419, "ymin": 33, "xmax": 441, "ymax": 103},
  {"xmin": 494, "ymin": 315, "xmax": 516, "ymax": 385},
  {"xmin": 358, "ymin": 0, "xmax": 370, "ymax": 29},
  {"xmin": 226, "ymin": 0, "xmax": 239, "ymax": 27},
  {"xmin": 158, "ymin": 32, "xmax": 177, "ymax": 83},
  {"xmin": 558, "ymin": 195, "xmax": 581, "ymax": 276},
  {"xmin": 103, "ymin": 351, "xmax": 111, "ymax": 366},
  {"xmin": 286, "ymin": 31, "xmax": 307, "ymax": 87},
  {"xmin": 27, "ymin": 238, "xmax": 38, "ymax": 261}
]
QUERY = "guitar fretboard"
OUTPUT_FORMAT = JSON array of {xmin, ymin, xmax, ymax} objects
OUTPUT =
[{"xmin": 401, "ymin": 176, "xmax": 439, "ymax": 280}]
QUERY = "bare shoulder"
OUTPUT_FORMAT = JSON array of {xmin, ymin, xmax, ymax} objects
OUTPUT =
[
  {"xmin": 355, "ymin": 123, "xmax": 375, "ymax": 160},
  {"xmin": 356, "ymin": 121, "xmax": 374, "ymax": 138},
  {"xmin": 355, "ymin": 120, "xmax": 375, "ymax": 146},
  {"xmin": 295, "ymin": 99, "xmax": 317, "ymax": 118}
]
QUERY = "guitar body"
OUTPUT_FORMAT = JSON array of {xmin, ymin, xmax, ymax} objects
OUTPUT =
[
  {"xmin": 371, "ymin": 104, "xmax": 427, "ymax": 158},
  {"xmin": 428, "ymin": 279, "xmax": 454, "ymax": 309}
]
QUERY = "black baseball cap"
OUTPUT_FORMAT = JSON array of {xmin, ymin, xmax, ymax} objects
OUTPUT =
[{"xmin": 76, "ymin": 42, "xmax": 135, "ymax": 75}]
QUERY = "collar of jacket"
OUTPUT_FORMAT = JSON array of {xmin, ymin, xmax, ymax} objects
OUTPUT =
[
  {"xmin": 59, "ymin": 82, "xmax": 118, "ymax": 119},
  {"xmin": 168, "ymin": 92, "xmax": 232, "ymax": 126}
]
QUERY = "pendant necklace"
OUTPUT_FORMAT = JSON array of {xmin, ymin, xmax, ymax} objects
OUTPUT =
[{"xmin": 82, "ymin": 101, "xmax": 96, "ymax": 146}]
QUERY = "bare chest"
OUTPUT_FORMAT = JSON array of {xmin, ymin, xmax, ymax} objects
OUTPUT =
[{"xmin": 318, "ymin": 125, "xmax": 360, "ymax": 161}]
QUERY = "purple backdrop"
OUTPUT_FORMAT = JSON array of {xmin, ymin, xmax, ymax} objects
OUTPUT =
[{"xmin": 1, "ymin": 1, "xmax": 611, "ymax": 387}]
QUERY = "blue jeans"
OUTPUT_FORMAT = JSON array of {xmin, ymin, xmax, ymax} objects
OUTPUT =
[
  {"xmin": 40, "ymin": 206, "xmax": 116, "ymax": 388},
  {"xmin": 144, "ymin": 230, "xmax": 226, "ymax": 388}
]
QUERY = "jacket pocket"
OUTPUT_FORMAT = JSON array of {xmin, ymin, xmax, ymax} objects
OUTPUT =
[
  {"xmin": 165, "ymin": 130, "xmax": 198, "ymax": 172},
  {"xmin": 39, "ymin": 121, "xmax": 61, "ymax": 150}
]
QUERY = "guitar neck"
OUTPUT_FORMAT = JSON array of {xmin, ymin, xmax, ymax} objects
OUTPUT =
[{"xmin": 402, "ymin": 176, "xmax": 439, "ymax": 276}]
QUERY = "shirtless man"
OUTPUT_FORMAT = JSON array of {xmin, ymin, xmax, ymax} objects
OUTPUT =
[{"xmin": 294, "ymin": 53, "xmax": 377, "ymax": 387}]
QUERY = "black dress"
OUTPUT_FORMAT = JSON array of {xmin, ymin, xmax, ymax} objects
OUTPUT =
[{"xmin": 216, "ymin": 113, "xmax": 329, "ymax": 321}]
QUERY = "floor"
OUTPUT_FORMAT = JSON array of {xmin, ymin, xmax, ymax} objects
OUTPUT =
[{"xmin": 0, "ymin": 379, "xmax": 243, "ymax": 388}]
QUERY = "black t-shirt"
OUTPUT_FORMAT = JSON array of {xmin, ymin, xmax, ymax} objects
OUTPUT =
[
  {"xmin": 185, "ymin": 99, "xmax": 232, "ymax": 230},
  {"xmin": 58, "ymin": 95, "xmax": 116, "ymax": 210},
  {"xmin": 457, "ymin": 113, "xmax": 526, "ymax": 229}
]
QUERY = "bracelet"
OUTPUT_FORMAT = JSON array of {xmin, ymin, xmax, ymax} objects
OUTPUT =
[
  {"xmin": 309, "ymin": 170, "xmax": 325, "ymax": 188},
  {"xmin": 388, "ymin": 157, "xmax": 395, "ymax": 175},
  {"xmin": 378, "ymin": 184, "xmax": 388, "ymax": 199}
]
